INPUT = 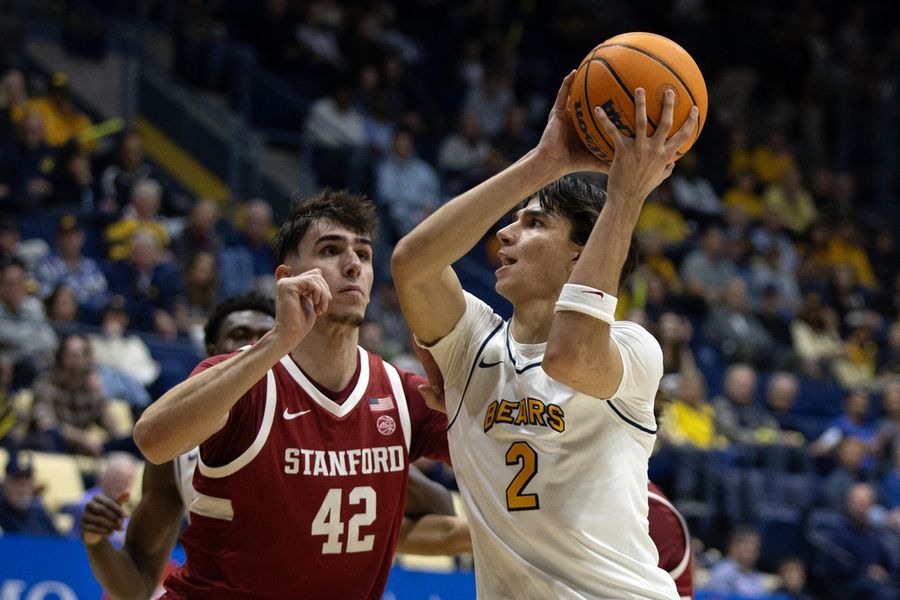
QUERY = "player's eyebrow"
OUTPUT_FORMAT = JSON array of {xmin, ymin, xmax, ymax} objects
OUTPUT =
[
  {"xmin": 315, "ymin": 234, "xmax": 373, "ymax": 246},
  {"xmin": 513, "ymin": 207, "xmax": 552, "ymax": 221}
]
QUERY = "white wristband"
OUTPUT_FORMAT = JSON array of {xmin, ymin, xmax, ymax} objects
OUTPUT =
[{"xmin": 554, "ymin": 283, "xmax": 618, "ymax": 324}]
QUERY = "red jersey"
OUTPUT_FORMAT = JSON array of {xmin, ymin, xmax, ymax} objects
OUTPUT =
[
  {"xmin": 648, "ymin": 482, "xmax": 694, "ymax": 600},
  {"xmin": 162, "ymin": 348, "xmax": 449, "ymax": 600}
]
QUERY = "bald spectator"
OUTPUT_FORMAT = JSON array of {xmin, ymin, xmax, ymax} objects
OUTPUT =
[
  {"xmin": 99, "ymin": 130, "xmax": 160, "ymax": 215},
  {"xmin": 661, "ymin": 370, "xmax": 726, "ymax": 450},
  {"xmin": 106, "ymin": 231, "xmax": 183, "ymax": 338},
  {"xmin": 0, "ymin": 257, "xmax": 58, "ymax": 388},
  {"xmin": 765, "ymin": 372, "xmax": 805, "ymax": 444},
  {"xmin": 712, "ymin": 364, "xmax": 780, "ymax": 445},
  {"xmin": 105, "ymin": 179, "xmax": 170, "ymax": 261},
  {"xmin": 822, "ymin": 437, "xmax": 877, "ymax": 511},
  {"xmin": 219, "ymin": 199, "xmax": 276, "ymax": 298},
  {"xmin": 703, "ymin": 278, "xmax": 775, "ymax": 367},
  {"xmin": 65, "ymin": 452, "xmax": 139, "ymax": 544},
  {"xmin": 0, "ymin": 112, "xmax": 56, "ymax": 213},
  {"xmin": 825, "ymin": 483, "xmax": 899, "ymax": 599}
]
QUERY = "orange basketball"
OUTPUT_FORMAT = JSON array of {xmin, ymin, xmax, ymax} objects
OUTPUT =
[{"xmin": 567, "ymin": 32, "xmax": 708, "ymax": 163}]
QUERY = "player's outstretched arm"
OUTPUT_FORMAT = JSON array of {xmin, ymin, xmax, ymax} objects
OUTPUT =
[
  {"xmin": 398, "ymin": 514, "xmax": 472, "ymax": 556},
  {"xmin": 544, "ymin": 89, "xmax": 699, "ymax": 398},
  {"xmin": 135, "ymin": 270, "xmax": 330, "ymax": 463},
  {"xmin": 82, "ymin": 462, "xmax": 185, "ymax": 600},
  {"xmin": 392, "ymin": 71, "xmax": 607, "ymax": 345}
]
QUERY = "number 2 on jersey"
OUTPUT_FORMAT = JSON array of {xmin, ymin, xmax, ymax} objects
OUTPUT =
[
  {"xmin": 311, "ymin": 486, "xmax": 376, "ymax": 553},
  {"xmin": 505, "ymin": 441, "xmax": 539, "ymax": 511}
]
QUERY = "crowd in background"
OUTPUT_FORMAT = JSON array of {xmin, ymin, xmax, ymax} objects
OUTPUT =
[{"xmin": 2, "ymin": 0, "xmax": 900, "ymax": 598}]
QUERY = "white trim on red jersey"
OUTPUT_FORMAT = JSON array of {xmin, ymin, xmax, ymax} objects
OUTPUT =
[
  {"xmin": 278, "ymin": 347, "xmax": 371, "ymax": 418},
  {"xmin": 382, "ymin": 360, "xmax": 411, "ymax": 451}
]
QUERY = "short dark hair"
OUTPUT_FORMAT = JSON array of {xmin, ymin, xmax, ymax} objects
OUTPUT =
[
  {"xmin": 526, "ymin": 175, "xmax": 641, "ymax": 289},
  {"xmin": 272, "ymin": 189, "xmax": 378, "ymax": 265},
  {"xmin": 203, "ymin": 292, "xmax": 276, "ymax": 349}
]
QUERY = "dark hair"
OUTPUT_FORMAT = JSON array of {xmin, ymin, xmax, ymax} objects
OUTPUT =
[
  {"xmin": 203, "ymin": 292, "xmax": 276, "ymax": 349},
  {"xmin": 526, "ymin": 175, "xmax": 640, "ymax": 289},
  {"xmin": 55, "ymin": 332, "xmax": 89, "ymax": 367},
  {"xmin": 273, "ymin": 189, "xmax": 378, "ymax": 264},
  {"xmin": 728, "ymin": 524, "xmax": 759, "ymax": 548}
]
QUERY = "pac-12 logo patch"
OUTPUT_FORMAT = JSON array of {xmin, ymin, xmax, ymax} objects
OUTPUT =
[{"xmin": 376, "ymin": 415, "xmax": 396, "ymax": 436}]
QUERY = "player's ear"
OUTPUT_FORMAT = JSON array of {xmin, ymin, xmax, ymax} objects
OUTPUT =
[{"xmin": 274, "ymin": 264, "xmax": 292, "ymax": 280}]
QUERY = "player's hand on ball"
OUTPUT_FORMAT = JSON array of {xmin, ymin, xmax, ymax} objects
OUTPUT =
[
  {"xmin": 274, "ymin": 269, "xmax": 332, "ymax": 346},
  {"xmin": 81, "ymin": 492, "xmax": 128, "ymax": 546},
  {"xmin": 596, "ymin": 87, "xmax": 698, "ymax": 206},
  {"xmin": 536, "ymin": 71, "xmax": 612, "ymax": 178}
]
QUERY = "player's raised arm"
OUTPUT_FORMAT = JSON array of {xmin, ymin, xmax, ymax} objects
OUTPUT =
[
  {"xmin": 82, "ymin": 462, "xmax": 184, "ymax": 600},
  {"xmin": 134, "ymin": 269, "xmax": 330, "ymax": 464},
  {"xmin": 391, "ymin": 71, "xmax": 608, "ymax": 345},
  {"xmin": 543, "ymin": 89, "xmax": 699, "ymax": 398}
]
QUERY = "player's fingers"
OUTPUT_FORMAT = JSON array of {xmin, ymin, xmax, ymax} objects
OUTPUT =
[
  {"xmin": 80, "ymin": 512, "xmax": 122, "ymax": 533},
  {"xmin": 553, "ymin": 70, "xmax": 578, "ymax": 112},
  {"xmin": 89, "ymin": 496, "xmax": 127, "ymax": 519},
  {"xmin": 654, "ymin": 89, "xmax": 676, "ymax": 141},
  {"xmin": 633, "ymin": 88, "xmax": 648, "ymax": 143},
  {"xmin": 664, "ymin": 106, "xmax": 699, "ymax": 157},
  {"xmin": 593, "ymin": 105, "xmax": 625, "ymax": 147}
]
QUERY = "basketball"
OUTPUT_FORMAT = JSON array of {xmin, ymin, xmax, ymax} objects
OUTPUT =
[{"xmin": 567, "ymin": 32, "xmax": 708, "ymax": 163}]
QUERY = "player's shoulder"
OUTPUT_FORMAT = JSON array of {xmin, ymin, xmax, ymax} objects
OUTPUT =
[{"xmin": 610, "ymin": 320, "xmax": 662, "ymax": 356}]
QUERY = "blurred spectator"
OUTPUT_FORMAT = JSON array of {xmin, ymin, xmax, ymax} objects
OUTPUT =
[
  {"xmin": 366, "ymin": 282, "xmax": 411, "ymax": 354},
  {"xmin": 874, "ymin": 380, "xmax": 900, "ymax": 463},
  {"xmin": 755, "ymin": 286, "xmax": 798, "ymax": 370},
  {"xmin": 294, "ymin": 1, "xmax": 344, "ymax": 69},
  {"xmin": 179, "ymin": 251, "xmax": 219, "ymax": 341},
  {"xmin": 821, "ymin": 222, "xmax": 877, "ymax": 291},
  {"xmin": 764, "ymin": 372, "xmax": 805, "ymax": 445},
  {"xmin": 87, "ymin": 300, "xmax": 159, "ymax": 388},
  {"xmin": 774, "ymin": 556, "xmax": 815, "ymax": 600},
  {"xmin": 637, "ymin": 181, "xmax": 690, "ymax": 251},
  {"xmin": 106, "ymin": 231, "xmax": 183, "ymax": 339},
  {"xmin": 64, "ymin": 452, "xmax": 138, "ymax": 544},
  {"xmin": 670, "ymin": 153, "xmax": 722, "ymax": 222},
  {"xmin": 492, "ymin": 105, "xmax": 535, "ymax": 164},
  {"xmin": 870, "ymin": 228, "xmax": 898, "ymax": 294},
  {"xmin": 722, "ymin": 168, "xmax": 764, "ymax": 220},
  {"xmin": 34, "ymin": 215, "xmax": 108, "ymax": 320},
  {"xmin": 171, "ymin": 197, "xmax": 222, "ymax": 269},
  {"xmin": 636, "ymin": 231, "xmax": 682, "ymax": 293},
  {"xmin": 0, "ymin": 112, "xmax": 56, "ymax": 213},
  {"xmin": 363, "ymin": 92, "xmax": 396, "ymax": 158},
  {"xmin": 657, "ymin": 312, "xmax": 696, "ymax": 375},
  {"xmin": 751, "ymin": 130, "xmax": 798, "ymax": 185},
  {"xmin": 0, "ymin": 256, "xmax": 58, "ymax": 388},
  {"xmin": 99, "ymin": 130, "xmax": 158, "ymax": 215},
  {"xmin": 883, "ymin": 444, "xmax": 900, "ymax": 511},
  {"xmin": 44, "ymin": 284, "xmax": 79, "ymax": 329},
  {"xmin": 660, "ymin": 370, "xmax": 725, "ymax": 450},
  {"xmin": 811, "ymin": 389, "xmax": 877, "ymax": 460},
  {"xmin": 375, "ymin": 128, "xmax": 440, "ymax": 240},
  {"xmin": 105, "ymin": 179, "xmax": 170, "ymax": 261},
  {"xmin": 303, "ymin": 78, "xmax": 367, "ymax": 191},
  {"xmin": 463, "ymin": 67, "xmax": 514, "ymax": 138},
  {"xmin": 824, "ymin": 483, "xmax": 899, "ymax": 599},
  {"xmin": 219, "ymin": 199, "xmax": 275, "ymax": 298},
  {"xmin": 0, "ymin": 451, "xmax": 58, "ymax": 536},
  {"xmin": 437, "ymin": 112, "xmax": 492, "ymax": 195},
  {"xmin": 26, "ymin": 334, "xmax": 130, "ymax": 457},
  {"xmin": 791, "ymin": 293, "xmax": 843, "ymax": 379},
  {"xmin": 712, "ymin": 364, "xmax": 780, "ymax": 445},
  {"xmin": 703, "ymin": 278, "xmax": 774, "ymax": 367},
  {"xmin": 51, "ymin": 148, "xmax": 96, "ymax": 214},
  {"xmin": 704, "ymin": 525, "xmax": 768, "ymax": 597},
  {"xmin": 681, "ymin": 225, "xmax": 736, "ymax": 305},
  {"xmin": 0, "ymin": 68, "xmax": 29, "ymax": 139},
  {"xmin": 245, "ymin": 0, "xmax": 302, "ymax": 71},
  {"xmin": 25, "ymin": 72, "xmax": 92, "ymax": 149},
  {"xmin": 879, "ymin": 321, "xmax": 900, "ymax": 379},
  {"xmin": 833, "ymin": 321, "xmax": 879, "ymax": 390},
  {"xmin": 822, "ymin": 437, "xmax": 877, "ymax": 512},
  {"xmin": 0, "ymin": 357, "xmax": 18, "ymax": 450},
  {"xmin": 763, "ymin": 167, "xmax": 817, "ymax": 238}
]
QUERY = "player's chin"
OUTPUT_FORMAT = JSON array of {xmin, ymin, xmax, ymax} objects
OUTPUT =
[{"xmin": 326, "ymin": 309, "xmax": 366, "ymax": 328}]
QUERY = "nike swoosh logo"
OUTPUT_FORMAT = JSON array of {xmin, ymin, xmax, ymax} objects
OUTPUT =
[
  {"xmin": 283, "ymin": 409, "xmax": 312, "ymax": 420},
  {"xmin": 478, "ymin": 357, "xmax": 502, "ymax": 369}
]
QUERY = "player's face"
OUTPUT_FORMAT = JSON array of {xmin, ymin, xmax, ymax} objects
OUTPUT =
[
  {"xmin": 292, "ymin": 220, "xmax": 374, "ymax": 326},
  {"xmin": 494, "ymin": 198, "xmax": 579, "ymax": 303},
  {"xmin": 211, "ymin": 310, "xmax": 276, "ymax": 355}
]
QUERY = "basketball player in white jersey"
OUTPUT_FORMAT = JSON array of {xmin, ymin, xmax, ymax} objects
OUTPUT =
[{"xmin": 392, "ymin": 70, "xmax": 699, "ymax": 599}]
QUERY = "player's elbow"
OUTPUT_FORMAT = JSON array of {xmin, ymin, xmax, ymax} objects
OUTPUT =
[
  {"xmin": 132, "ymin": 415, "xmax": 171, "ymax": 465},
  {"xmin": 542, "ymin": 345, "xmax": 577, "ymax": 386},
  {"xmin": 391, "ymin": 238, "xmax": 416, "ymax": 280}
]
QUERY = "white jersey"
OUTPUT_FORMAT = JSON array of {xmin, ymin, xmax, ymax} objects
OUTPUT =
[
  {"xmin": 425, "ymin": 293, "xmax": 677, "ymax": 600},
  {"xmin": 173, "ymin": 449, "xmax": 199, "ymax": 512}
]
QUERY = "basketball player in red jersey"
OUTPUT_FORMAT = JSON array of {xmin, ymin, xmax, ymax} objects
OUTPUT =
[
  {"xmin": 81, "ymin": 293, "xmax": 462, "ymax": 599},
  {"xmin": 133, "ymin": 192, "xmax": 451, "ymax": 600}
]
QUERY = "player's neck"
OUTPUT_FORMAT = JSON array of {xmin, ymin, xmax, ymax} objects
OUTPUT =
[
  {"xmin": 290, "ymin": 324, "xmax": 360, "ymax": 391},
  {"xmin": 509, "ymin": 297, "xmax": 556, "ymax": 344}
]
